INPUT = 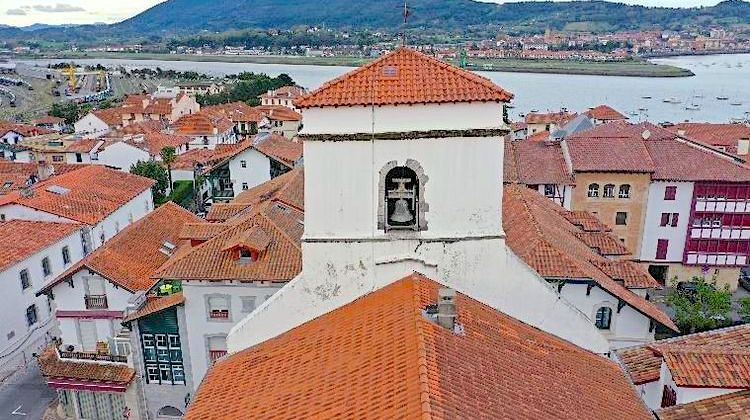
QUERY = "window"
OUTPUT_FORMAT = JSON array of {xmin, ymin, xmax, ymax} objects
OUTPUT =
[
  {"xmin": 20, "ymin": 269, "xmax": 30, "ymax": 290},
  {"xmin": 208, "ymin": 296, "xmax": 230, "ymax": 320},
  {"xmin": 603, "ymin": 184, "xmax": 615, "ymax": 198},
  {"xmin": 75, "ymin": 153, "xmax": 83, "ymax": 163},
  {"xmin": 100, "ymin": 232, "xmax": 105, "ymax": 246},
  {"xmin": 587, "ymin": 183, "xmax": 600, "ymax": 198},
  {"xmin": 671, "ymin": 213, "xmax": 679, "ymax": 227},
  {"xmin": 660, "ymin": 213, "xmax": 670, "ymax": 227},
  {"xmin": 26, "ymin": 304, "xmax": 38, "ymax": 326},
  {"xmin": 41, "ymin": 257, "xmax": 51, "ymax": 277},
  {"xmin": 142, "ymin": 332, "xmax": 184, "ymax": 385},
  {"xmin": 242, "ymin": 182, "xmax": 249, "ymax": 190},
  {"xmin": 240, "ymin": 160, "xmax": 247, "ymax": 168},
  {"xmin": 240, "ymin": 296, "xmax": 256, "ymax": 313},
  {"xmin": 62, "ymin": 246, "xmax": 71, "ymax": 265},
  {"xmin": 208, "ymin": 336, "xmax": 228, "ymax": 364},
  {"xmin": 656, "ymin": 239, "xmax": 669, "ymax": 260},
  {"xmin": 384, "ymin": 166, "xmax": 419, "ymax": 231},
  {"xmin": 615, "ymin": 212, "xmax": 628, "ymax": 226},
  {"xmin": 543, "ymin": 184, "xmax": 556, "ymax": 198},
  {"xmin": 618, "ymin": 184, "xmax": 631, "ymax": 198},
  {"xmin": 115, "ymin": 221, "xmax": 120, "ymax": 233},
  {"xmin": 52, "ymin": 155, "xmax": 64, "ymax": 162},
  {"xmin": 664, "ymin": 186, "xmax": 677, "ymax": 200},
  {"xmin": 594, "ymin": 307, "xmax": 612, "ymax": 330}
]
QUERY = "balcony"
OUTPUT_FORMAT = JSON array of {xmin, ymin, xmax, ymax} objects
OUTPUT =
[
  {"xmin": 695, "ymin": 199, "xmax": 750, "ymax": 213},
  {"xmin": 685, "ymin": 253, "xmax": 748, "ymax": 266},
  {"xmin": 84, "ymin": 294, "xmax": 108, "ymax": 310},
  {"xmin": 690, "ymin": 227, "xmax": 750, "ymax": 240},
  {"xmin": 59, "ymin": 350, "xmax": 127, "ymax": 363},
  {"xmin": 209, "ymin": 350, "xmax": 227, "ymax": 364}
]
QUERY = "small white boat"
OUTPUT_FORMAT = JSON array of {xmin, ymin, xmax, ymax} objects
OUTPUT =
[
  {"xmin": 638, "ymin": 107, "xmax": 648, "ymax": 112},
  {"xmin": 730, "ymin": 101, "xmax": 743, "ymax": 106},
  {"xmin": 641, "ymin": 95, "xmax": 652, "ymax": 99},
  {"xmin": 685, "ymin": 104, "xmax": 700, "ymax": 111},
  {"xmin": 663, "ymin": 97, "xmax": 681, "ymax": 104},
  {"xmin": 717, "ymin": 95, "xmax": 729, "ymax": 101}
]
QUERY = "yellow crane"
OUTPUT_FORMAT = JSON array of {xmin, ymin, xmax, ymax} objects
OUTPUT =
[
  {"xmin": 64, "ymin": 64, "xmax": 77, "ymax": 91},
  {"xmin": 97, "ymin": 70, "xmax": 105, "ymax": 91}
]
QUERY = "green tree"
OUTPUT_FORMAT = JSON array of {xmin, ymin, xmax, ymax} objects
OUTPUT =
[
  {"xmin": 49, "ymin": 102, "xmax": 79, "ymax": 125},
  {"xmin": 739, "ymin": 297, "xmax": 750, "ymax": 323},
  {"xmin": 666, "ymin": 276, "xmax": 732, "ymax": 334},
  {"xmin": 160, "ymin": 146, "xmax": 177, "ymax": 191},
  {"xmin": 130, "ymin": 160, "xmax": 168, "ymax": 203}
]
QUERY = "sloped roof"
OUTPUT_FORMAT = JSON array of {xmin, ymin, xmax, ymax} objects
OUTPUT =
[
  {"xmin": 0, "ymin": 221, "xmax": 81, "ymax": 272},
  {"xmin": 503, "ymin": 185, "xmax": 676, "ymax": 331},
  {"xmin": 154, "ymin": 201, "xmax": 302, "ymax": 282},
  {"xmin": 0, "ymin": 165, "xmax": 154, "ymax": 225},
  {"xmin": 123, "ymin": 292, "xmax": 185, "ymax": 322},
  {"xmin": 38, "ymin": 346, "xmax": 134, "ymax": 385},
  {"xmin": 659, "ymin": 345, "xmax": 750, "ymax": 388},
  {"xmin": 91, "ymin": 108, "xmax": 124, "ymax": 127},
  {"xmin": 565, "ymin": 121, "xmax": 656, "ymax": 173},
  {"xmin": 254, "ymin": 105, "xmax": 302, "ymax": 122},
  {"xmin": 617, "ymin": 324, "xmax": 750, "ymax": 385},
  {"xmin": 203, "ymin": 102, "xmax": 264, "ymax": 123},
  {"xmin": 656, "ymin": 389, "xmax": 750, "ymax": 419},
  {"xmin": 261, "ymin": 85, "xmax": 307, "ymax": 100},
  {"xmin": 585, "ymin": 104, "xmax": 628, "ymax": 121},
  {"xmin": 39, "ymin": 202, "xmax": 201, "ymax": 293},
  {"xmin": 0, "ymin": 123, "xmax": 53, "ymax": 138},
  {"xmin": 174, "ymin": 111, "xmax": 234, "ymax": 135},
  {"xmin": 295, "ymin": 47, "xmax": 513, "ymax": 108},
  {"xmin": 505, "ymin": 135, "xmax": 574, "ymax": 185},
  {"xmin": 668, "ymin": 122, "xmax": 750, "ymax": 150},
  {"xmin": 33, "ymin": 116, "xmax": 65, "ymax": 125},
  {"xmin": 525, "ymin": 111, "xmax": 576, "ymax": 125},
  {"xmin": 252, "ymin": 133, "xmax": 302, "ymax": 167},
  {"xmin": 186, "ymin": 273, "xmax": 651, "ymax": 420},
  {"xmin": 645, "ymin": 137, "xmax": 750, "ymax": 182}
]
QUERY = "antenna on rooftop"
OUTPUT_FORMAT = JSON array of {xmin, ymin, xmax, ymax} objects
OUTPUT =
[{"xmin": 401, "ymin": 0, "xmax": 410, "ymax": 47}]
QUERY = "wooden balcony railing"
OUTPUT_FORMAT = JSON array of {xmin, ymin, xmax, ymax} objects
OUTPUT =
[
  {"xmin": 84, "ymin": 294, "xmax": 108, "ymax": 310},
  {"xmin": 59, "ymin": 350, "xmax": 127, "ymax": 363}
]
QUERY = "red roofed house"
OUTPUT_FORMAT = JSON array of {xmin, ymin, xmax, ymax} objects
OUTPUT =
[
  {"xmin": 585, "ymin": 104, "xmax": 629, "ymax": 125},
  {"xmin": 187, "ymin": 274, "xmax": 653, "ymax": 420},
  {"xmin": 524, "ymin": 110, "xmax": 577, "ymax": 135},
  {"xmin": 0, "ymin": 220, "xmax": 86, "ymax": 379},
  {"xmin": 0, "ymin": 165, "xmax": 156, "ymax": 251},
  {"xmin": 202, "ymin": 102, "xmax": 265, "ymax": 136},
  {"xmin": 254, "ymin": 105, "xmax": 303, "ymax": 139},
  {"xmin": 667, "ymin": 122, "xmax": 750, "ymax": 157},
  {"xmin": 173, "ymin": 110, "xmax": 237, "ymax": 149},
  {"xmin": 36, "ymin": 202, "xmax": 201, "ymax": 420},
  {"xmin": 74, "ymin": 108, "xmax": 124, "ymax": 138},
  {"xmin": 229, "ymin": 47, "xmax": 614, "ymax": 360},
  {"xmin": 33, "ymin": 115, "xmax": 66, "ymax": 132},
  {"xmin": 260, "ymin": 85, "xmax": 308, "ymax": 111},
  {"xmin": 95, "ymin": 133, "xmax": 192, "ymax": 172},
  {"xmin": 617, "ymin": 324, "xmax": 750, "ymax": 414},
  {"xmin": 120, "ymin": 92, "xmax": 199, "ymax": 127}
]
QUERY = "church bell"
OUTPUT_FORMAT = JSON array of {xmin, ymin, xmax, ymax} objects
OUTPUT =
[{"xmin": 390, "ymin": 198, "xmax": 414, "ymax": 223}]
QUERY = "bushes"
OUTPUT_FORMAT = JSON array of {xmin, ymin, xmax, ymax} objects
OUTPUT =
[{"xmin": 162, "ymin": 180, "xmax": 194, "ymax": 207}]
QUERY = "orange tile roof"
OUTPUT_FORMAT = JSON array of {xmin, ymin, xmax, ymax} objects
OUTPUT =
[
  {"xmin": 122, "ymin": 292, "xmax": 185, "ymax": 322},
  {"xmin": 565, "ymin": 121, "xmax": 656, "ymax": 173},
  {"xmin": 295, "ymin": 47, "xmax": 513, "ymax": 108},
  {"xmin": 656, "ymin": 389, "xmax": 750, "ymax": 419},
  {"xmin": 203, "ymin": 102, "xmax": 264, "ymax": 123},
  {"xmin": 38, "ymin": 346, "xmax": 134, "ymax": 385},
  {"xmin": 659, "ymin": 345, "xmax": 750, "ymax": 388},
  {"xmin": 525, "ymin": 111, "xmax": 577, "ymax": 125},
  {"xmin": 0, "ymin": 161, "xmax": 84, "ymax": 194},
  {"xmin": 186, "ymin": 273, "xmax": 651, "ymax": 420},
  {"xmin": 252, "ymin": 133, "xmax": 302, "ymax": 167},
  {"xmin": 585, "ymin": 104, "xmax": 628, "ymax": 121},
  {"xmin": 64, "ymin": 138, "xmax": 99, "ymax": 153},
  {"xmin": 0, "ymin": 165, "xmax": 154, "ymax": 225},
  {"xmin": 179, "ymin": 222, "xmax": 229, "ymax": 241},
  {"xmin": 503, "ymin": 185, "xmax": 676, "ymax": 331},
  {"xmin": 206, "ymin": 167, "xmax": 304, "ymax": 222},
  {"xmin": 668, "ymin": 122, "xmax": 750, "ymax": 151},
  {"xmin": 590, "ymin": 259, "xmax": 660, "ymax": 288},
  {"xmin": 575, "ymin": 231, "xmax": 630, "ymax": 256},
  {"xmin": 33, "ymin": 115, "xmax": 65, "ymax": 125},
  {"xmin": 505, "ymin": 136, "xmax": 574, "ymax": 185},
  {"xmin": 116, "ymin": 133, "xmax": 191, "ymax": 156},
  {"xmin": 0, "ymin": 123, "xmax": 53, "ymax": 138},
  {"xmin": 91, "ymin": 108, "xmax": 124, "ymax": 127},
  {"xmin": 564, "ymin": 211, "xmax": 613, "ymax": 232},
  {"xmin": 154, "ymin": 201, "xmax": 302, "ymax": 282},
  {"xmin": 618, "ymin": 324, "xmax": 750, "ymax": 385},
  {"xmin": 174, "ymin": 111, "xmax": 234, "ymax": 136},
  {"xmin": 114, "ymin": 120, "xmax": 166, "ymax": 136},
  {"xmin": 261, "ymin": 85, "xmax": 307, "ymax": 100},
  {"xmin": 40, "ymin": 202, "xmax": 201, "ymax": 293},
  {"xmin": 254, "ymin": 105, "xmax": 302, "ymax": 122},
  {"xmin": 0, "ymin": 220, "xmax": 81, "ymax": 272}
]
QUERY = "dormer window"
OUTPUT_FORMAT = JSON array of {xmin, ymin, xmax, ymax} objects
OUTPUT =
[
  {"xmin": 239, "ymin": 249, "xmax": 253, "ymax": 263},
  {"xmin": 222, "ymin": 226, "xmax": 270, "ymax": 264}
]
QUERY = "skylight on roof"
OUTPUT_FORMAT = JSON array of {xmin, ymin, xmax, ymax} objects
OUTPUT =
[{"xmin": 46, "ymin": 185, "xmax": 70, "ymax": 195}]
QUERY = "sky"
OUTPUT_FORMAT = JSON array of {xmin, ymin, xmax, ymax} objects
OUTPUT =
[{"xmin": 0, "ymin": 0, "xmax": 726, "ymax": 27}]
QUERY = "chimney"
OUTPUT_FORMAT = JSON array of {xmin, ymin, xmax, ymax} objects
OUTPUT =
[
  {"xmin": 738, "ymin": 138, "xmax": 749, "ymax": 156},
  {"xmin": 436, "ymin": 288, "xmax": 457, "ymax": 331},
  {"xmin": 676, "ymin": 129, "xmax": 686, "ymax": 136},
  {"xmin": 37, "ymin": 160, "xmax": 54, "ymax": 181}
]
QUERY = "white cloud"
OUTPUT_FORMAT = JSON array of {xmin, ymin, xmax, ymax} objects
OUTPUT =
[
  {"xmin": 32, "ymin": 3, "xmax": 86, "ymax": 13},
  {"xmin": 6, "ymin": 8, "xmax": 27, "ymax": 16}
]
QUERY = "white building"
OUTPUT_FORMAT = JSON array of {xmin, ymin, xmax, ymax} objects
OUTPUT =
[
  {"xmin": 0, "ymin": 221, "xmax": 86, "ymax": 378},
  {"xmin": 95, "ymin": 133, "xmax": 192, "ymax": 172},
  {"xmin": 173, "ymin": 111, "xmax": 237, "ymax": 149},
  {"xmin": 260, "ymin": 85, "xmax": 308, "ymax": 111},
  {"xmin": 228, "ymin": 47, "xmax": 612, "ymax": 356},
  {"xmin": 74, "ymin": 109, "xmax": 122, "ymax": 138}
]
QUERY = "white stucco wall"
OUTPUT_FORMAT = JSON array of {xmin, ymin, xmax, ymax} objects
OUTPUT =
[
  {"xmin": 74, "ymin": 113, "xmax": 110, "ymax": 138},
  {"xmin": 228, "ymin": 149, "xmax": 271, "ymax": 197},
  {"xmin": 303, "ymin": 136, "xmax": 504, "ymax": 239},
  {"xmin": 97, "ymin": 142, "xmax": 151, "ymax": 172},
  {"xmin": 534, "ymin": 184, "xmax": 573, "ymax": 210},
  {"xmin": 300, "ymin": 102, "xmax": 506, "ymax": 135},
  {"xmin": 90, "ymin": 189, "xmax": 154, "ymax": 248},
  {"xmin": 0, "ymin": 229, "xmax": 85, "ymax": 369},
  {"xmin": 559, "ymin": 283, "xmax": 655, "ymax": 349},
  {"xmin": 640, "ymin": 181, "xmax": 694, "ymax": 262},
  {"xmin": 181, "ymin": 281, "xmax": 284, "ymax": 386},
  {"xmin": 0, "ymin": 204, "xmax": 74, "ymax": 223}
]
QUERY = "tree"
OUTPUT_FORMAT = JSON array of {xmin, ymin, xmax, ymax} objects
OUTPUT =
[
  {"xmin": 130, "ymin": 160, "xmax": 169, "ymax": 203},
  {"xmin": 160, "ymin": 146, "xmax": 177, "ymax": 192},
  {"xmin": 666, "ymin": 276, "xmax": 732, "ymax": 334},
  {"xmin": 50, "ymin": 102, "xmax": 79, "ymax": 125},
  {"xmin": 739, "ymin": 297, "xmax": 750, "ymax": 323}
]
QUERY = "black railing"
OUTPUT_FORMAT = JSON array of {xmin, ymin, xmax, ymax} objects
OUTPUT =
[
  {"xmin": 84, "ymin": 294, "xmax": 108, "ymax": 309},
  {"xmin": 59, "ymin": 350, "xmax": 127, "ymax": 363}
]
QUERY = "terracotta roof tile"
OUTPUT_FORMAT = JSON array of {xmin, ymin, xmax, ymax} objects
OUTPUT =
[
  {"xmin": 0, "ymin": 165, "xmax": 154, "ymax": 224},
  {"xmin": 203, "ymin": 102, "xmax": 264, "ymax": 123},
  {"xmin": 505, "ymin": 137, "xmax": 574, "ymax": 185},
  {"xmin": 40, "ymin": 202, "xmax": 201, "ymax": 293},
  {"xmin": 0, "ymin": 161, "xmax": 84, "ymax": 194},
  {"xmin": 575, "ymin": 231, "xmax": 630, "ymax": 256},
  {"xmin": 668, "ymin": 122, "xmax": 750, "ymax": 151},
  {"xmin": 590, "ymin": 259, "xmax": 660, "ymax": 288},
  {"xmin": 503, "ymin": 185, "xmax": 676, "ymax": 331},
  {"xmin": 252, "ymin": 133, "xmax": 302, "ymax": 167},
  {"xmin": 565, "ymin": 121, "xmax": 656, "ymax": 173},
  {"xmin": 33, "ymin": 115, "xmax": 65, "ymax": 125},
  {"xmin": 123, "ymin": 292, "xmax": 185, "ymax": 322},
  {"xmin": 618, "ymin": 324, "xmax": 750, "ymax": 385},
  {"xmin": 261, "ymin": 85, "xmax": 307, "ymax": 100},
  {"xmin": 0, "ymin": 123, "xmax": 53, "ymax": 137},
  {"xmin": 656, "ymin": 389, "xmax": 750, "ymax": 419},
  {"xmin": 585, "ymin": 104, "xmax": 628, "ymax": 121},
  {"xmin": 38, "ymin": 346, "xmax": 134, "ymax": 385},
  {"xmin": 660, "ymin": 345, "xmax": 750, "ymax": 388},
  {"xmin": 113, "ymin": 120, "xmax": 166, "ymax": 136},
  {"xmin": 174, "ymin": 111, "xmax": 234, "ymax": 136},
  {"xmin": 295, "ymin": 47, "xmax": 513, "ymax": 108},
  {"xmin": 179, "ymin": 222, "xmax": 229, "ymax": 241},
  {"xmin": 91, "ymin": 108, "xmax": 124, "ymax": 127},
  {"xmin": 154, "ymin": 201, "xmax": 302, "ymax": 282},
  {"xmin": 254, "ymin": 105, "xmax": 302, "ymax": 122},
  {"xmin": 645, "ymin": 137, "xmax": 750, "ymax": 182},
  {"xmin": 0, "ymin": 220, "xmax": 81, "ymax": 272},
  {"xmin": 206, "ymin": 168, "xmax": 303, "ymax": 221},
  {"xmin": 525, "ymin": 111, "xmax": 577, "ymax": 125},
  {"xmin": 186, "ymin": 274, "xmax": 651, "ymax": 420}
]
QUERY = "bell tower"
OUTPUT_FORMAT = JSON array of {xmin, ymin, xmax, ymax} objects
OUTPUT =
[{"xmin": 228, "ymin": 48, "xmax": 612, "ymax": 355}]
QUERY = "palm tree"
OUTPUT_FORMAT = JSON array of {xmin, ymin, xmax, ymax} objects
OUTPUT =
[{"xmin": 160, "ymin": 146, "xmax": 177, "ymax": 193}]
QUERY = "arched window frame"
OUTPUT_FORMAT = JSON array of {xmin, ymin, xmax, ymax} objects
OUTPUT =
[
  {"xmin": 587, "ymin": 183, "xmax": 600, "ymax": 198},
  {"xmin": 378, "ymin": 159, "xmax": 429, "ymax": 232},
  {"xmin": 603, "ymin": 184, "xmax": 615, "ymax": 198},
  {"xmin": 619, "ymin": 184, "xmax": 631, "ymax": 199}
]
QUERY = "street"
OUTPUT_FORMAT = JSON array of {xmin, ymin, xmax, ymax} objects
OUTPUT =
[{"xmin": 0, "ymin": 363, "xmax": 55, "ymax": 420}]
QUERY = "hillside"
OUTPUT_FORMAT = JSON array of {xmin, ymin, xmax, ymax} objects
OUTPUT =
[
  {"xmin": 115, "ymin": 0, "xmax": 750, "ymax": 34},
  {"xmin": 5, "ymin": 0, "xmax": 750, "ymax": 44}
]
